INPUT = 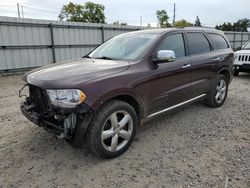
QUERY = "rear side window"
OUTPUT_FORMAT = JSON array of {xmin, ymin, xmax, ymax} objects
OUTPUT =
[
  {"xmin": 157, "ymin": 33, "xmax": 186, "ymax": 58},
  {"xmin": 186, "ymin": 33, "xmax": 211, "ymax": 55},
  {"xmin": 208, "ymin": 34, "xmax": 229, "ymax": 50}
]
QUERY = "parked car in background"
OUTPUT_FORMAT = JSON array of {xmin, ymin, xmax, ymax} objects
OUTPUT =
[
  {"xmin": 20, "ymin": 27, "xmax": 234, "ymax": 159},
  {"xmin": 234, "ymin": 40, "xmax": 250, "ymax": 76}
]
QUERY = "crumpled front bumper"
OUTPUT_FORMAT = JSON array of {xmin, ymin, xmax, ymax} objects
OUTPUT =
[
  {"xmin": 20, "ymin": 102, "xmax": 65, "ymax": 134},
  {"xmin": 19, "ymin": 83, "xmax": 93, "ymax": 138},
  {"xmin": 20, "ymin": 99, "xmax": 92, "ymax": 137}
]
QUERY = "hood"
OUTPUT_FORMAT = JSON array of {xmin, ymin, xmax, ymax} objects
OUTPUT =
[
  {"xmin": 234, "ymin": 50, "xmax": 250, "ymax": 55},
  {"xmin": 23, "ymin": 58, "xmax": 129, "ymax": 89}
]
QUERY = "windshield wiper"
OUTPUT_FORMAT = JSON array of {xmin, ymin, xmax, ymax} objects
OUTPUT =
[
  {"xmin": 83, "ymin": 55, "xmax": 91, "ymax": 58},
  {"xmin": 95, "ymin": 56, "xmax": 117, "ymax": 60}
]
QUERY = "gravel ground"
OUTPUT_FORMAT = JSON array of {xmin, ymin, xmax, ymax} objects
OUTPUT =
[{"xmin": 0, "ymin": 74, "xmax": 249, "ymax": 188}]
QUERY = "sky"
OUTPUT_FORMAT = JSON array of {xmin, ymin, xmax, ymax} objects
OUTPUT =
[{"xmin": 0, "ymin": 0, "xmax": 249, "ymax": 27}]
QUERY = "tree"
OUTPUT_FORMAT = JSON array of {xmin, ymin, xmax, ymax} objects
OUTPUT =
[
  {"xmin": 156, "ymin": 10, "xmax": 171, "ymax": 28},
  {"xmin": 113, "ymin": 21, "xmax": 127, "ymax": 26},
  {"xmin": 215, "ymin": 18, "xmax": 250, "ymax": 32},
  {"xmin": 194, "ymin": 16, "xmax": 201, "ymax": 27},
  {"xmin": 58, "ymin": 2, "xmax": 105, "ymax": 23},
  {"xmin": 233, "ymin": 18, "xmax": 250, "ymax": 32},
  {"xmin": 215, "ymin": 22, "xmax": 234, "ymax": 31},
  {"xmin": 174, "ymin": 19, "xmax": 193, "ymax": 27},
  {"xmin": 120, "ymin": 23, "xmax": 127, "ymax": 26}
]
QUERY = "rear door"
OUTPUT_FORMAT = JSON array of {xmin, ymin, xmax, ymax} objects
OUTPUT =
[
  {"xmin": 185, "ymin": 32, "xmax": 217, "ymax": 97},
  {"xmin": 207, "ymin": 33, "xmax": 234, "ymax": 73},
  {"xmin": 148, "ymin": 32, "xmax": 193, "ymax": 116}
]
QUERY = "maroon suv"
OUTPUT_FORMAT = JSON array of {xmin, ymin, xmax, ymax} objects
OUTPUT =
[{"xmin": 20, "ymin": 27, "xmax": 234, "ymax": 158}]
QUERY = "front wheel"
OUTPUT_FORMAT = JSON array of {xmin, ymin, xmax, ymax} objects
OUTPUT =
[
  {"xmin": 86, "ymin": 100, "xmax": 137, "ymax": 159},
  {"xmin": 205, "ymin": 75, "xmax": 228, "ymax": 107}
]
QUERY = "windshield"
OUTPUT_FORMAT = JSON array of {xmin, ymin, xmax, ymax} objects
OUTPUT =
[
  {"xmin": 243, "ymin": 41, "xmax": 250, "ymax": 50},
  {"xmin": 88, "ymin": 33, "xmax": 158, "ymax": 61}
]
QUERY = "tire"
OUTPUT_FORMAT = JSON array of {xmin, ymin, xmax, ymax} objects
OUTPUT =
[
  {"xmin": 234, "ymin": 70, "xmax": 239, "ymax": 76},
  {"xmin": 86, "ymin": 100, "xmax": 137, "ymax": 159},
  {"xmin": 205, "ymin": 75, "xmax": 228, "ymax": 108},
  {"xmin": 67, "ymin": 112, "xmax": 94, "ymax": 148}
]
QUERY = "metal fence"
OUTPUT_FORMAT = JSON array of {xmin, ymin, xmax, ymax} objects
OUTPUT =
[
  {"xmin": 0, "ymin": 16, "xmax": 140, "ymax": 73},
  {"xmin": 224, "ymin": 31, "xmax": 250, "ymax": 49},
  {"xmin": 0, "ymin": 16, "xmax": 250, "ymax": 73}
]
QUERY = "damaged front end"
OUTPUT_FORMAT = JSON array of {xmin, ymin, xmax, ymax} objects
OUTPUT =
[{"xmin": 19, "ymin": 84, "xmax": 90, "ymax": 139}]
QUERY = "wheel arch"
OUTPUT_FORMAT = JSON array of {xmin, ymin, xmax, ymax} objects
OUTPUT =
[
  {"xmin": 218, "ymin": 68, "xmax": 231, "ymax": 84},
  {"xmin": 89, "ymin": 91, "xmax": 144, "ymax": 124},
  {"xmin": 112, "ymin": 94, "xmax": 142, "ymax": 120}
]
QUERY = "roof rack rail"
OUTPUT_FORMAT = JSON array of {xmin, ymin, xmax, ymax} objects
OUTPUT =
[{"xmin": 176, "ymin": 26, "xmax": 215, "ymax": 29}]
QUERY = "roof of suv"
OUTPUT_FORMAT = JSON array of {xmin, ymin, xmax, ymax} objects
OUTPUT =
[{"xmin": 132, "ymin": 27, "xmax": 224, "ymax": 35}]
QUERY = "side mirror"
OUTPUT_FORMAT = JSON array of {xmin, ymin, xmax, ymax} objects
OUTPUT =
[{"xmin": 153, "ymin": 50, "xmax": 176, "ymax": 64}]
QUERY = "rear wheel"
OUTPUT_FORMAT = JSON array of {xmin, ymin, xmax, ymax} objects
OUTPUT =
[
  {"xmin": 86, "ymin": 100, "xmax": 137, "ymax": 159},
  {"xmin": 206, "ymin": 75, "xmax": 228, "ymax": 107},
  {"xmin": 234, "ymin": 70, "xmax": 239, "ymax": 76}
]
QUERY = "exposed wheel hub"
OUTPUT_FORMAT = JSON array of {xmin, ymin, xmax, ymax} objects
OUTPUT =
[
  {"xmin": 215, "ymin": 79, "xmax": 227, "ymax": 104},
  {"xmin": 101, "ymin": 111, "xmax": 133, "ymax": 152}
]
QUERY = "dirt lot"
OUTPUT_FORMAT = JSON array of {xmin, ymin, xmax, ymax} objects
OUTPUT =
[{"xmin": 0, "ymin": 74, "xmax": 249, "ymax": 188}]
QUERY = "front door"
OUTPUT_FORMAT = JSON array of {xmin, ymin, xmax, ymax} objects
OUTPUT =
[{"xmin": 148, "ymin": 32, "xmax": 193, "ymax": 116}]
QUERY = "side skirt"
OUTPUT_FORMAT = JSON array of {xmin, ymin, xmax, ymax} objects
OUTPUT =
[{"xmin": 146, "ymin": 94, "xmax": 207, "ymax": 119}]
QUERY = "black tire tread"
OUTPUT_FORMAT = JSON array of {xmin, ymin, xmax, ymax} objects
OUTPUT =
[
  {"xmin": 205, "ymin": 75, "xmax": 228, "ymax": 108},
  {"xmin": 85, "ymin": 100, "xmax": 137, "ymax": 159},
  {"xmin": 67, "ymin": 112, "xmax": 94, "ymax": 148}
]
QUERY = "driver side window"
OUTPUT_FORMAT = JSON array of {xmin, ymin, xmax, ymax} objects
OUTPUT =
[{"xmin": 157, "ymin": 33, "xmax": 186, "ymax": 58}]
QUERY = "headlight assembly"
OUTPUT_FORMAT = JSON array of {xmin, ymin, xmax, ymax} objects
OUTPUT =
[{"xmin": 46, "ymin": 89, "xmax": 86, "ymax": 108}]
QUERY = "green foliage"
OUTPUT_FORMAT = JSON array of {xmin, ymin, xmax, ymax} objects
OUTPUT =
[
  {"xmin": 194, "ymin": 16, "xmax": 201, "ymax": 27},
  {"xmin": 174, "ymin": 19, "xmax": 193, "ymax": 27},
  {"xmin": 59, "ymin": 1, "xmax": 105, "ymax": 23},
  {"xmin": 156, "ymin": 10, "xmax": 171, "ymax": 28},
  {"xmin": 113, "ymin": 21, "xmax": 127, "ymax": 26},
  {"xmin": 233, "ymin": 19, "xmax": 250, "ymax": 31},
  {"xmin": 215, "ymin": 22, "xmax": 233, "ymax": 31},
  {"xmin": 215, "ymin": 18, "xmax": 250, "ymax": 32}
]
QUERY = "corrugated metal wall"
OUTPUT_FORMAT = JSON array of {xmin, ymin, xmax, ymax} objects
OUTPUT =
[
  {"xmin": 1, "ymin": 16, "xmax": 250, "ymax": 72},
  {"xmin": 0, "ymin": 16, "xmax": 140, "ymax": 72},
  {"xmin": 224, "ymin": 31, "xmax": 250, "ymax": 49}
]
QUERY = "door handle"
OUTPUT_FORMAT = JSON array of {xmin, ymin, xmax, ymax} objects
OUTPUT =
[
  {"xmin": 214, "ymin": 57, "xmax": 220, "ymax": 61},
  {"xmin": 182, "ymin": 64, "xmax": 191, "ymax": 68}
]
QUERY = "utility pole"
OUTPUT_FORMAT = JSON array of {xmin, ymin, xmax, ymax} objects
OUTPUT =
[
  {"xmin": 17, "ymin": 3, "xmax": 20, "ymax": 18},
  {"xmin": 21, "ymin": 5, "xmax": 24, "ymax": 18},
  {"xmin": 140, "ymin": 16, "xmax": 142, "ymax": 27},
  {"xmin": 172, "ymin": 3, "xmax": 176, "ymax": 26}
]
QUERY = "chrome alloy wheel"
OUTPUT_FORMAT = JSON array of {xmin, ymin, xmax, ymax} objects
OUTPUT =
[
  {"xmin": 101, "ymin": 111, "xmax": 133, "ymax": 152},
  {"xmin": 215, "ymin": 79, "xmax": 227, "ymax": 104}
]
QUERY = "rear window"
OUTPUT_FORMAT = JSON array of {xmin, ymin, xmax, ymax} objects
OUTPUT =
[
  {"xmin": 186, "ymin": 33, "xmax": 211, "ymax": 55},
  {"xmin": 208, "ymin": 34, "xmax": 229, "ymax": 50}
]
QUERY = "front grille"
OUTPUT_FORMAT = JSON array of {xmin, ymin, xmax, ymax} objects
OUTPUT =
[
  {"xmin": 238, "ymin": 55, "xmax": 250, "ymax": 62},
  {"xmin": 29, "ymin": 85, "xmax": 50, "ymax": 114}
]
